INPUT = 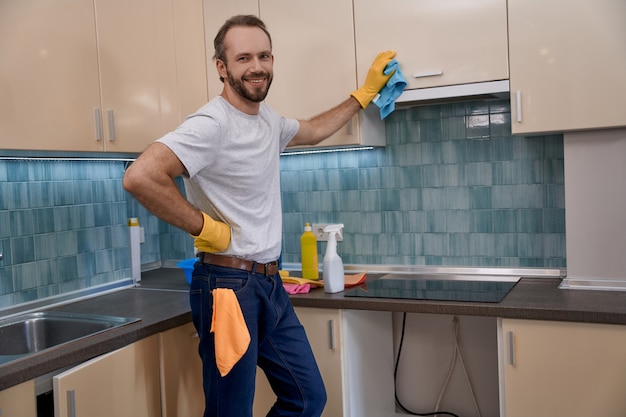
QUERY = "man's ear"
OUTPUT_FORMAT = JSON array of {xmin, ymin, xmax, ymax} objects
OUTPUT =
[{"xmin": 216, "ymin": 59, "xmax": 227, "ymax": 81}]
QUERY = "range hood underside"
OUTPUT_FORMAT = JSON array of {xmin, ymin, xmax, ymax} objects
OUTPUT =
[{"xmin": 395, "ymin": 80, "xmax": 510, "ymax": 107}]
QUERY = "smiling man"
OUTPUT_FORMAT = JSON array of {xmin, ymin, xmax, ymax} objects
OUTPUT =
[{"xmin": 123, "ymin": 14, "xmax": 395, "ymax": 417}]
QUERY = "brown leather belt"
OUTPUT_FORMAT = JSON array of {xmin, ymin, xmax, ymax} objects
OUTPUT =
[{"xmin": 199, "ymin": 253, "xmax": 279, "ymax": 276}]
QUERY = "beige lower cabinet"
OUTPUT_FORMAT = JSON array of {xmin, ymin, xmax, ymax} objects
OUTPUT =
[
  {"xmin": 53, "ymin": 335, "xmax": 161, "ymax": 417},
  {"xmin": 254, "ymin": 307, "xmax": 396, "ymax": 417},
  {"xmin": 0, "ymin": 379, "xmax": 37, "ymax": 417},
  {"xmin": 499, "ymin": 318, "xmax": 626, "ymax": 417},
  {"xmin": 159, "ymin": 322, "xmax": 204, "ymax": 417}
]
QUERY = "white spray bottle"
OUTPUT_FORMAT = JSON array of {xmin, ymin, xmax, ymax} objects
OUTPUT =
[{"xmin": 323, "ymin": 224, "xmax": 344, "ymax": 294}]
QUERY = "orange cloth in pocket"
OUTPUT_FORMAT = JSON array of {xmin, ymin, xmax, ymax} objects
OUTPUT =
[{"xmin": 211, "ymin": 288, "xmax": 251, "ymax": 377}]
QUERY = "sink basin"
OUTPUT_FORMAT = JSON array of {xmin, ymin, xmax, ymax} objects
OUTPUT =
[{"xmin": 0, "ymin": 311, "xmax": 140, "ymax": 357}]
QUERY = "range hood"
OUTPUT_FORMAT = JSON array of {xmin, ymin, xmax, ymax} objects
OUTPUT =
[{"xmin": 395, "ymin": 80, "xmax": 510, "ymax": 106}]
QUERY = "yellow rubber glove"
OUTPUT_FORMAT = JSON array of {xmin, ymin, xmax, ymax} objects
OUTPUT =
[
  {"xmin": 351, "ymin": 50, "xmax": 397, "ymax": 109},
  {"xmin": 191, "ymin": 211, "xmax": 231, "ymax": 253}
]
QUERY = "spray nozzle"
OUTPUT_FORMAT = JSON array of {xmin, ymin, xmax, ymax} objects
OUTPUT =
[{"xmin": 323, "ymin": 224, "xmax": 344, "ymax": 241}]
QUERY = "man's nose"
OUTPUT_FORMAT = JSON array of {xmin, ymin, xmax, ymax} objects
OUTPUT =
[{"xmin": 250, "ymin": 57, "xmax": 263, "ymax": 72}]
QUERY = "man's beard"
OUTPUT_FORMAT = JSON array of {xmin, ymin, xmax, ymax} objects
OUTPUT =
[{"xmin": 226, "ymin": 69, "xmax": 273, "ymax": 103}]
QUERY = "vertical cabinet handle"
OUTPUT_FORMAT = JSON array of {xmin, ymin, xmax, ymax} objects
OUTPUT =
[
  {"xmin": 515, "ymin": 90, "xmax": 523, "ymax": 123},
  {"xmin": 94, "ymin": 108, "xmax": 102, "ymax": 141},
  {"xmin": 328, "ymin": 319, "xmax": 335, "ymax": 351},
  {"xmin": 67, "ymin": 390, "xmax": 76, "ymax": 417},
  {"xmin": 346, "ymin": 117, "xmax": 354, "ymax": 136},
  {"xmin": 507, "ymin": 331, "xmax": 516, "ymax": 366},
  {"xmin": 107, "ymin": 110, "xmax": 116, "ymax": 141}
]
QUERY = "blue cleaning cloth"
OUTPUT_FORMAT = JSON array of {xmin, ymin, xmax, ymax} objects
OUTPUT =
[{"xmin": 372, "ymin": 59, "xmax": 407, "ymax": 119}]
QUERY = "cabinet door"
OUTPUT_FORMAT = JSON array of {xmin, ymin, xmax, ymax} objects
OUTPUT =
[
  {"xmin": 0, "ymin": 0, "xmax": 206, "ymax": 153},
  {"xmin": 260, "ymin": 0, "xmax": 361, "ymax": 149},
  {"xmin": 0, "ymin": 379, "xmax": 37, "ymax": 417},
  {"xmin": 0, "ymin": 0, "xmax": 103, "ymax": 152},
  {"xmin": 253, "ymin": 307, "xmax": 345, "ymax": 417},
  {"xmin": 159, "ymin": 322, "xmax": 204, "ymax": 417},
  {"xmin": 508, "ymin": 0, "xmax": 626, "ymax": 134},
  {"xmin": 203, "ymin": 0, "xmax": 383, "ymax": 150},
  {"xmin": 94, "ymin": 0, "xmax": 180, "ymax": 153},
  {"xmin": 203, "ymin": 0, "xmax": 260, "ymax": 100},
  {"xmin": 500, "ymin": 319, "xmax": 626, "ymax": 417},
  {"xmin": 173, "ymin": 0, "xmax": 209, "ymax": 120},
  {"xmin": 53, "ymin": 335, "xmax": 161, "ymax": 417},
  {"xmin": 354, "ymin": 0, "xmax": 508, "ymax": 90}
]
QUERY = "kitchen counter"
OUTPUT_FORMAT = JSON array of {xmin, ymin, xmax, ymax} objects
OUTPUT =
[
  {"xmin": 0, "ymin": 283, "xmax": 191, "ymax": 391},
  {"xmin": 292, "ymin": 276, "xmax": 626, "ymax": 325},
  {"xmin": 3, "ymin": 266, "xmax": 626, "ymax": 391}
]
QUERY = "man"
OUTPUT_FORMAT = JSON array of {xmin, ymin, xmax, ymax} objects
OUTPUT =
[{"xmin": 123, "ymin": 14, "xmax": 395, "ymax": 417}]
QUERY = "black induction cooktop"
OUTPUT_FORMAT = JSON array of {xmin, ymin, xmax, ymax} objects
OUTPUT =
[{"xmin": 344, "ymin": 274, "xmax": 519, "ymax": 303}]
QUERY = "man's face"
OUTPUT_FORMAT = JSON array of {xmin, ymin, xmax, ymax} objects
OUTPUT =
[{"xmin": 219, "ymin": 26, "xmax": 273, "ymax": 103}]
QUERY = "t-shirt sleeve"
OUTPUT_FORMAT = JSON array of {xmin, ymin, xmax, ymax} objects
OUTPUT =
[
  {"xmin": 156, "ymin": 115, "xmax": 221, "ymax": 178},
  {"xmin": 279, "ymin": 118, "xmax": 300, "ymax": 153}
]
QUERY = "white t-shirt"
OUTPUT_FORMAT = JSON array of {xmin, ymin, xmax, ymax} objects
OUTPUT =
[{"xmin": 157, "ymin": 96, "xmax": 299, "ymax": 263}]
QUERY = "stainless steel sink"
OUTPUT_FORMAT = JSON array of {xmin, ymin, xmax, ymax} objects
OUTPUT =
[{"xmin": 0, "ymin": 311, "xmax": 140, "ymax": 358}]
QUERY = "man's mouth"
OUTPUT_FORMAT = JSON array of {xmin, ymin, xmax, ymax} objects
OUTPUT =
[{"xmin": 246, "ymin": 78, "xmax": 266, "ymax": 85}]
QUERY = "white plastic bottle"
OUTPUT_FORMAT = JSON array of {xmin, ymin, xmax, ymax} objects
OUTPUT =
[
  {"xmin": 128, "ymin": 217, "xmax": 141, "ymax": 284},
  {"xmin": 323, "ymin": 224, "xmax": 344, "ymax": 294}
]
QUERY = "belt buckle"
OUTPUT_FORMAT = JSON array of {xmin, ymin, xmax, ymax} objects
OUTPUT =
[{"xmin": 264, "ymin": 261, "xmax": 277, "ymax": 276}]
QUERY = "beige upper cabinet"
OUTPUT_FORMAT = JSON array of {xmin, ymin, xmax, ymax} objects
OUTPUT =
[
  {"xmin": 500, "ymin": 319, "xmax": 626, "ymax": 417},
  {"xmin": 96, "ymin": 0, "xmax": 208, "ymax": 153},
  {"xmin": 260, "ymin": 0, "xmax": 373, "ymax": 149},
  {"xmin": 203, "ymin": 0, "xmax": 385, "ymax": 151},
  {"xmin": 95, "ymin": 0, "xmax": 179, "ymax": 153},
  {"xmin": 0, "ymin": 0, "xmax": 207, "ymax": 153},
  {"xmin": 0, "ymin": 0, "xmax": 102, "ymax": 152},
  {"xmin": 508, "ymin": 0, "xmax": 626, "ymax": 134},
  {"xmin": 354, "ymin": 0, "xmax": 509, "ymax": 91},
  {"xmin": 203, "ymin": 0, "xmax": 260, "ymax": 100}
]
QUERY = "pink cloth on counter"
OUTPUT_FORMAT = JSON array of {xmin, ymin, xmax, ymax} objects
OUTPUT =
[{"xmin": 283, "ymin": 283, "xmax": 311, "ymax": 294}]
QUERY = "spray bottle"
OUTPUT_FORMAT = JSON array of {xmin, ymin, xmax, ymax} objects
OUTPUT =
[{"xmin": 323, "ymin": 224, "xmax": 344, "ymax": 294}]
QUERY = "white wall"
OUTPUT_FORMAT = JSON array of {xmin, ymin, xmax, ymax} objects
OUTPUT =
[
  {"xmin": 563, "ymin": 128, "xmax": 626, "ymax": 286},
  {"xmin": 393, "ymin": 313, "xmax": 500, "ymax": 416}
]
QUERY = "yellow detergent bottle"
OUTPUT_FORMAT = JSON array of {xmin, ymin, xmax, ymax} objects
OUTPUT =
[{"xmin": 300, "ymin": 223, "xmax": 319, "ymax": 279}]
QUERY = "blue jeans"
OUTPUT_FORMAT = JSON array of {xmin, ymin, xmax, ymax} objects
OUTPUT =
[{"xmin": 189, "ymin": 261, "xmax": 327, "ymax": 417}]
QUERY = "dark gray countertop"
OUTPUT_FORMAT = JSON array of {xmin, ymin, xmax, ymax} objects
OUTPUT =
[
  {"xmin": 0, "ymin": 282, "xmax": 191, "ymax": 391},
  {"xmin": 293, "ymin": 276, "xmax": 626, "ymax": 324},
  {"xmin": 2, "ymin": 267, "xmax": 626, "ymax": 391}
]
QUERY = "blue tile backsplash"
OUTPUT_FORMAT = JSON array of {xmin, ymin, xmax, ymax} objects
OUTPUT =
[
  {"xmin": 0, "ymin": 99, "xmax": 565, "ymax": 309},
  {"xmin": 279, "ymin": 100, "xmax": 565, "ymax": 267}
]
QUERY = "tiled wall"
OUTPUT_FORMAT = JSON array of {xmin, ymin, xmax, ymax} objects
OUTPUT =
[
  {"xmin": 0, "ymin": 159, "xmax": 187, "ymax": 309},
  {"xmin": 0, "ymin": 99, "xmax": 565, "ymax": 310},
  {"xmin": 280, "ymin": 99, "xmax": 566, "ymax": 267}
]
